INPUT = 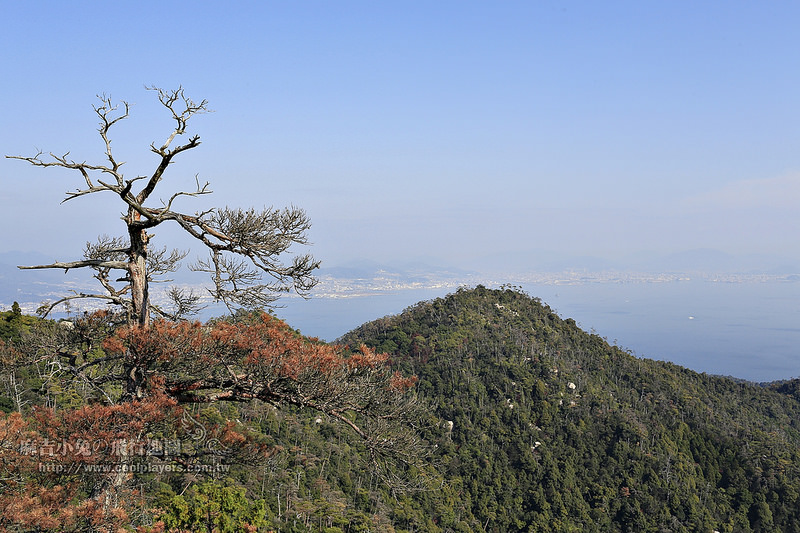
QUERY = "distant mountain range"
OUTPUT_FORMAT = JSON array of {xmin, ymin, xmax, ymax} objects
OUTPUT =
[{"xmin": 2, "ymin": 248, "xmax": 798, "ymax": 314}]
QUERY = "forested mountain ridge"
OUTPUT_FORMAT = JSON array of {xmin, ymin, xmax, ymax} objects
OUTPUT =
[
  {"xmin": 341, "ymin": 285, "xmax": 800, "ymax": 532},
  {"xmin": 2, "ymin": 287, "xmax": 800, "ymax": 532}
]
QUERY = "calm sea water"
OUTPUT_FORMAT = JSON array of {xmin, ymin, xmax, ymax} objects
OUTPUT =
[{"xmin": 273, "ymin": 279, "xmax": 800, "ymax": 383}]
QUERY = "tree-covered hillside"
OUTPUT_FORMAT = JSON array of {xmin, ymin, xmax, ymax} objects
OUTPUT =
[
  {"xmin": 342, "ymin": 285, "xmax": 800, "ymax": 532},
  {"xmin": 2, "ymin": 286, "xmax": 800, "ymax": 532}
]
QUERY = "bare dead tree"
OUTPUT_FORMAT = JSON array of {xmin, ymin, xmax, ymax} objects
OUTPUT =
[{"xmin": 7, "ymin": 87, "xmax": 320, "ymax": 326}]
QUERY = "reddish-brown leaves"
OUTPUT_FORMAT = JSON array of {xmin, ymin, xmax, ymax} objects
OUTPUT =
[
  {"xmin": 101, "ymin": 313, "xmax": 408, "ymax": 399},
  {"xmin": 0, "ymin": 391, "xmax": 188, "ymax": 532},
  {"xmin": 0, "ymin": 402, "xmax": 177, "ymax": 531},
  {"xmin": 389, "ymin": 371, "xmax": 419, "ymax": 392},
  {"xmin": 346, "ymin": 344, "xmax": 390, "ymax": 369},
  {"xmin": 2, "ymin": 311, "xmax": 419, "ymax": 531}
]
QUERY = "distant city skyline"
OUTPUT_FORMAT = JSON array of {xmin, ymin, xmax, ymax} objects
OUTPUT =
[{"xmin": 2, "ymin": 2, "xmax": 800, "ymax": 273}]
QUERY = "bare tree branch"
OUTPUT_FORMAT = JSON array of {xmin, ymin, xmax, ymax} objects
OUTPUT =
[
  {"xmin": 8, "ymin": 87, "xmax": 319, "ymax": 327},
  {"xmin": 150, "ymin": 286, "xmax": 206, "ymax": 321},
  {"xmin": 36, "ymin": 292, "xmax": 128, "ymax": 318},
  {"xmin": 19, "ymin": 259, "xmax": 128, "ymax": 271}
]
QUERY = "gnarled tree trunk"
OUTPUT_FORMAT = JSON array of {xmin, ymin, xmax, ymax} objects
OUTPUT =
[{"xmin": 127, "ymin": 213, "xmax": 150, "ymax": 328}]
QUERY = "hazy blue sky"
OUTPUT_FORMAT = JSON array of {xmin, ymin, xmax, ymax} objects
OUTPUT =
[{"xmin": 3, "ymin": 2, "xmax": 800, "ymax": 271}]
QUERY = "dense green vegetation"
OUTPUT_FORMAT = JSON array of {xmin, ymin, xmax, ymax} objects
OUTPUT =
[
  {"xmin": 340, "ymin": 285, "xmax": 800, "ymax": 532},
  {"xmin": 2, "ymin": 286, "xmax": 800, "ymax": 531},
  {"xmin": 0, "ymin": 302, "xmax": 39, "ymax": 344}
]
